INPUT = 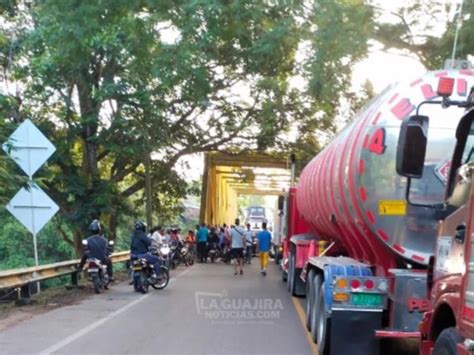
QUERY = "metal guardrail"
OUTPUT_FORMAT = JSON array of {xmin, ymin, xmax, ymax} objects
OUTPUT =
[{"xmin": 0, "ymin": 251, "xmax": 130, "ymax": 300}]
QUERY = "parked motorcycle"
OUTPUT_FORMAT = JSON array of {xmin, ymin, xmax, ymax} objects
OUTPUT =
[
  {"xmin": 221, "ymin": 245, "xmax": 232, "ymax": 264},
  {"xmin": 185, "ymin": 241, "xmax": 197, "ymax": 260},
  {"xmin": 131, "ymin": 257, "xmax": 169, "ymax": 294},
  {"xmin": 159, "ymin": 242, "xmax": 171, "ymax": 269},
  {"xmin": 82, "ymin": 239, "xmax": 114, "ymax": 294},
  {"xmin": 170, "ymin": 240, "xmax": 194, "ymax": 269},
  {"xmin": 208, "ymin": 242, "xmax": 220, "ymax": 263}
]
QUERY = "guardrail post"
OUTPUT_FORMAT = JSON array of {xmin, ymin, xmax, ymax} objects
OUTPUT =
[
  {"xmin": 16, "ymin": 283, "xmax": 34, "ymax": 305},
  {"xmin": 71, "ymin": 271, "xmax": 79, "ymax": 286},
  {"xmin": 20, "ymin": 283, "xmax": 32, "ymax": 299}
]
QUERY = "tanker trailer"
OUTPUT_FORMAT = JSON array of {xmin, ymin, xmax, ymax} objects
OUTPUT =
[{"xmin": 282, "ymin": 62, "xmax": 474, "ymax": 355}]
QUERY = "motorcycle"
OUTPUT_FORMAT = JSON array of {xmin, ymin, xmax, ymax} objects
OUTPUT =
[
  {"xmin": 221, "ymin": 245, "xmax": 232, "ymax": 264},
  {"xmin": 82, "ymin": 239, "xmax": 114, "ymax": 294},
  {"xmin": 159, "ymin": 242, "xmax": 171, "ymax": 269},
  {"xmin": 170, "ymin": 240, "xmax": 194, "ymax": 269},
  {"xmin": 183, "ymin": 242, "xmax": 195, "ymax": 266},
  {"xmin": 131, "ymin": 256, "xmax": 169, "ymax": 294},
  {"xmin": 185, "ymin": 241, "xmax": 197, "ymax": 260},
  {"xmin": 208, "ymin": 242, "xmax": 220, "ymax": 263}
]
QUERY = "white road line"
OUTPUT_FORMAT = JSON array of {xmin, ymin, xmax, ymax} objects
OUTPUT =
[{"xmin": 38, "ymin": 267, "xmax": 193, "ymax": 355}]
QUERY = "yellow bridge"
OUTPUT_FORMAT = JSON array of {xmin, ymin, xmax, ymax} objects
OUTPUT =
[{"xmin": 199, "ymin": 152, "xmax": 291, "ymax": 225}]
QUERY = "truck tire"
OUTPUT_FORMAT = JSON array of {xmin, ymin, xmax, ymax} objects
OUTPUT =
[
  {"xmin": 305, "ymin": 269, "xmax": 316, "ymax": 331},
  {"xmin": 315, "ymin": 281, "xmax": 331, "ymax": 354},
  {"xmin": 433, "ymin": 327, "xmax": 463, "ymax": 355},
  {"xmin": 310, "ymin": 273, "xmax": 323, "ymax": 342}
]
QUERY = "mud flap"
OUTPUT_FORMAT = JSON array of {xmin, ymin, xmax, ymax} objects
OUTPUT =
[
  {"xmin": 294, "ymin": 268, "xmax": 306, "ymax": 296},
  {"xmin": 330, "ymin": 310, "xmax": 382, "ymax": 355}
]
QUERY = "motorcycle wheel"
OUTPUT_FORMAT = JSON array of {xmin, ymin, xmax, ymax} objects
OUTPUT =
[
  {"xmin": 92, "ymin": 274, "xmax": 101, "ymax": 294},
  {"xmin": 139, "ymin": 270, "xmax": 149, "ymax": 294},
  {"xmin": 151, "ymin": 266, "xmax": 170, "ymax": 290},
  {"xmin": 188, "ymin": 256, "xmax": 194, "ymax": 266},
  {"xmin": 211, "ymin": 254, "xmax": 215, "ymax": 263},
  {"xmin": 133, "ymin": 272, "xmax": 141, "ymax": 292},
  {"xmin": 103, "ymin": 270, "xmax": 109, "ymax": 290}
]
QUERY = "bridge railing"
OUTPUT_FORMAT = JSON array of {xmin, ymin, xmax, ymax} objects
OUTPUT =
[{"xmin": 0, "ymin": 251, "xmax": 130, "ymax": 301}]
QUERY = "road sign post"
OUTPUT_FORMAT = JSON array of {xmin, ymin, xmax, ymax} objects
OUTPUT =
[{"xmin": 3, "ymin": 119, "xmax": 58, "ymax": 292}]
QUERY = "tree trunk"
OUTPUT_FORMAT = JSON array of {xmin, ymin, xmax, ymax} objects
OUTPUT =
[
  {"xmin": 109, "ymin": 213, "xmax": 118, "ymax": 242},
  {"xmin": 76, "ymin": 78, "xmax": 99, "ymax": 180},
  {"xmin": 73, "ymin": 229, "xmax": 83, "ymax": 258}
]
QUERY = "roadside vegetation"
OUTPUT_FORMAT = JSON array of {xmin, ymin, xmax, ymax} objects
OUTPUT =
[{"xmin": 0, "ymin": 0, "xmax": 472, "ymax": 271}]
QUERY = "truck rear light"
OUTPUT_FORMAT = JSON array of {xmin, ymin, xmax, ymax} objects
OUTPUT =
[
  {"xmin": 333, "ymin": 292, "xmax": 349, "ymax": 302},
  {"xmin": 335, "ymin": 278, "xmax": 348, "ymax": 289},
  {"xmin": 350, "ymin": 279, "xmax": 361, "ymax": 289},
  {"xmin": 378, "ymin": 280, "xmax": 388, "ymax": 292},
  {"xmin": 364, "ymin": 279, "xmax": 375, "ymax": 290},
  {"xmin": 437, "ymin": 77, "xmax": 454, "ymax": 97}
]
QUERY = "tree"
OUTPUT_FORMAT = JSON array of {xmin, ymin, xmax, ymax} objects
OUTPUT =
[
  {"xmin": 373, "ymin": 0, "xmax": 474, "ymax": 69},
  {"xmin": 279, "ymin": 0, "xmax": 376, "ymax": 167},
  {"xmin": 1, "ymin": 0, "xmax": 305, "ymax": 254},
  {"xmin": 1, "ymin": 0, "xmax": 377, "ymax": 257}
]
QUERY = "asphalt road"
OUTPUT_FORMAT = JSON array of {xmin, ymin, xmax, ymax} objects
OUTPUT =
[{"xmin": 0, "ymin": 260, "xmax": 315, "ymax": 355}]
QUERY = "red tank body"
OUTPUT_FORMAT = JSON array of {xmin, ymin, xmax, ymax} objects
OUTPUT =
[{"xmin": 295, "ymin": 69, "xmax": 474, "ymax": 276}]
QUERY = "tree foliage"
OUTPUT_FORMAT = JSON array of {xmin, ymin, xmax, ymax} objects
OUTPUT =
[
  {"xmin": 1, "ymin": 0, "xmax": 376, "ymax": 259},
  {"xmin": 373, "ymin": 0, "xmax": 474, "ymax": 69}
]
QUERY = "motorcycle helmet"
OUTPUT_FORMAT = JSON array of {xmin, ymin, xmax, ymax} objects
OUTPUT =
[
  {"xmin": 135, "ymin": 220, "xmax": 147, "ymax": 232},
  {"xmin": 89, "ymin": 219, "xmax": 102, "ymax": 234}
]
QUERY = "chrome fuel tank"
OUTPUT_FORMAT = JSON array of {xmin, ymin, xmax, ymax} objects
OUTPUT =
[{"xmin": 297, "ymin": 69, "xmax": 474, "ymax": 270}]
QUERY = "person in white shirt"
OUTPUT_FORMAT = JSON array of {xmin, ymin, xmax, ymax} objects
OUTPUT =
[
  {"xmin": 151, "ymin": 226, "xmax": 163, "ymax": 244},
  {"xmin": 230, "ymin": 218, "xmax": 246, "ymax": 276}
]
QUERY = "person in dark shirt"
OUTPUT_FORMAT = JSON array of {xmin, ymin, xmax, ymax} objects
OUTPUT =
[
  {"xmin": 208, "ymin": 227, "xmax": 220, "ymax": 244},
  {"xmin": 130, "ymin": 221, "xmax": 161, "ymax": 275},
  {"xmin": 78, "ymin": 220, "xmax": 113, "ymax": 280},
  {"xmin": 196, "ymin": 223, "xmax": 209, "ymax": 263}
]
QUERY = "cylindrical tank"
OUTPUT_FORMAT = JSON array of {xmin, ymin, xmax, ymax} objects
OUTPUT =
[{"xmin": 296, "ymin": 68, "xmax": 474, "ymax": 274}]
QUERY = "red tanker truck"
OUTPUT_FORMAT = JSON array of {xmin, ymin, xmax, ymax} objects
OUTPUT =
[{"xmin": 280, "ymin": 61, "xmax": 474, "ymax": 354}]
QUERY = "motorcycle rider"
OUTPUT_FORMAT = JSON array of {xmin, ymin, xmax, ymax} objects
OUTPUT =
[
  {"xmin": 130, "ymin": 221, "xmax": 161, "ymax": 277},
  {"xmin": 78, "ymin": 219, "xmax": 114, "ymax": 281}
]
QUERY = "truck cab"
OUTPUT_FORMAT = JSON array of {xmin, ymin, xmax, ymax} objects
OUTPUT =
[{"xmin": 397, "ymin": 78, "xmax": 474, "ymax": 354}]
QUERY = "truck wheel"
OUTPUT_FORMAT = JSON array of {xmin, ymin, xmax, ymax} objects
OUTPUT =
[
  {"xmin": 433, "ymin": 327, "xmax": 463, "ymax": 355},
  {"xmin": 305, "ymin": 269, "xmax": 316, "ymax": 331},
  {"xmin": 315, "ymin": 281, "xmax": 331, "ymax": 354},
  {"xmin": 310, "ymin": 274, "xmax": 323, "ymax": 342}
]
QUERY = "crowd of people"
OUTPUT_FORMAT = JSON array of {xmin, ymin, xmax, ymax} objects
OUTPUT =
[
  {"xmin": 194, "ymin": 218, "xmax": 272, "ymax": 276},
  {"xmin": 79, "ymin": 217, "xmax": 273, "ymax": 282}
]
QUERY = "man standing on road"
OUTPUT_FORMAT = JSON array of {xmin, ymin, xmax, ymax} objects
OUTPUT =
[
  {"xmin": 197, "ymin": 223, "xmax": 209, "ymax": 263},
  {"xmin": 230, "ymin": 219, "xmax": 246, "ymax": 275},
  {"xmin": 257, "ymin": 222, "xmax": 272, "ymax": 276}
]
